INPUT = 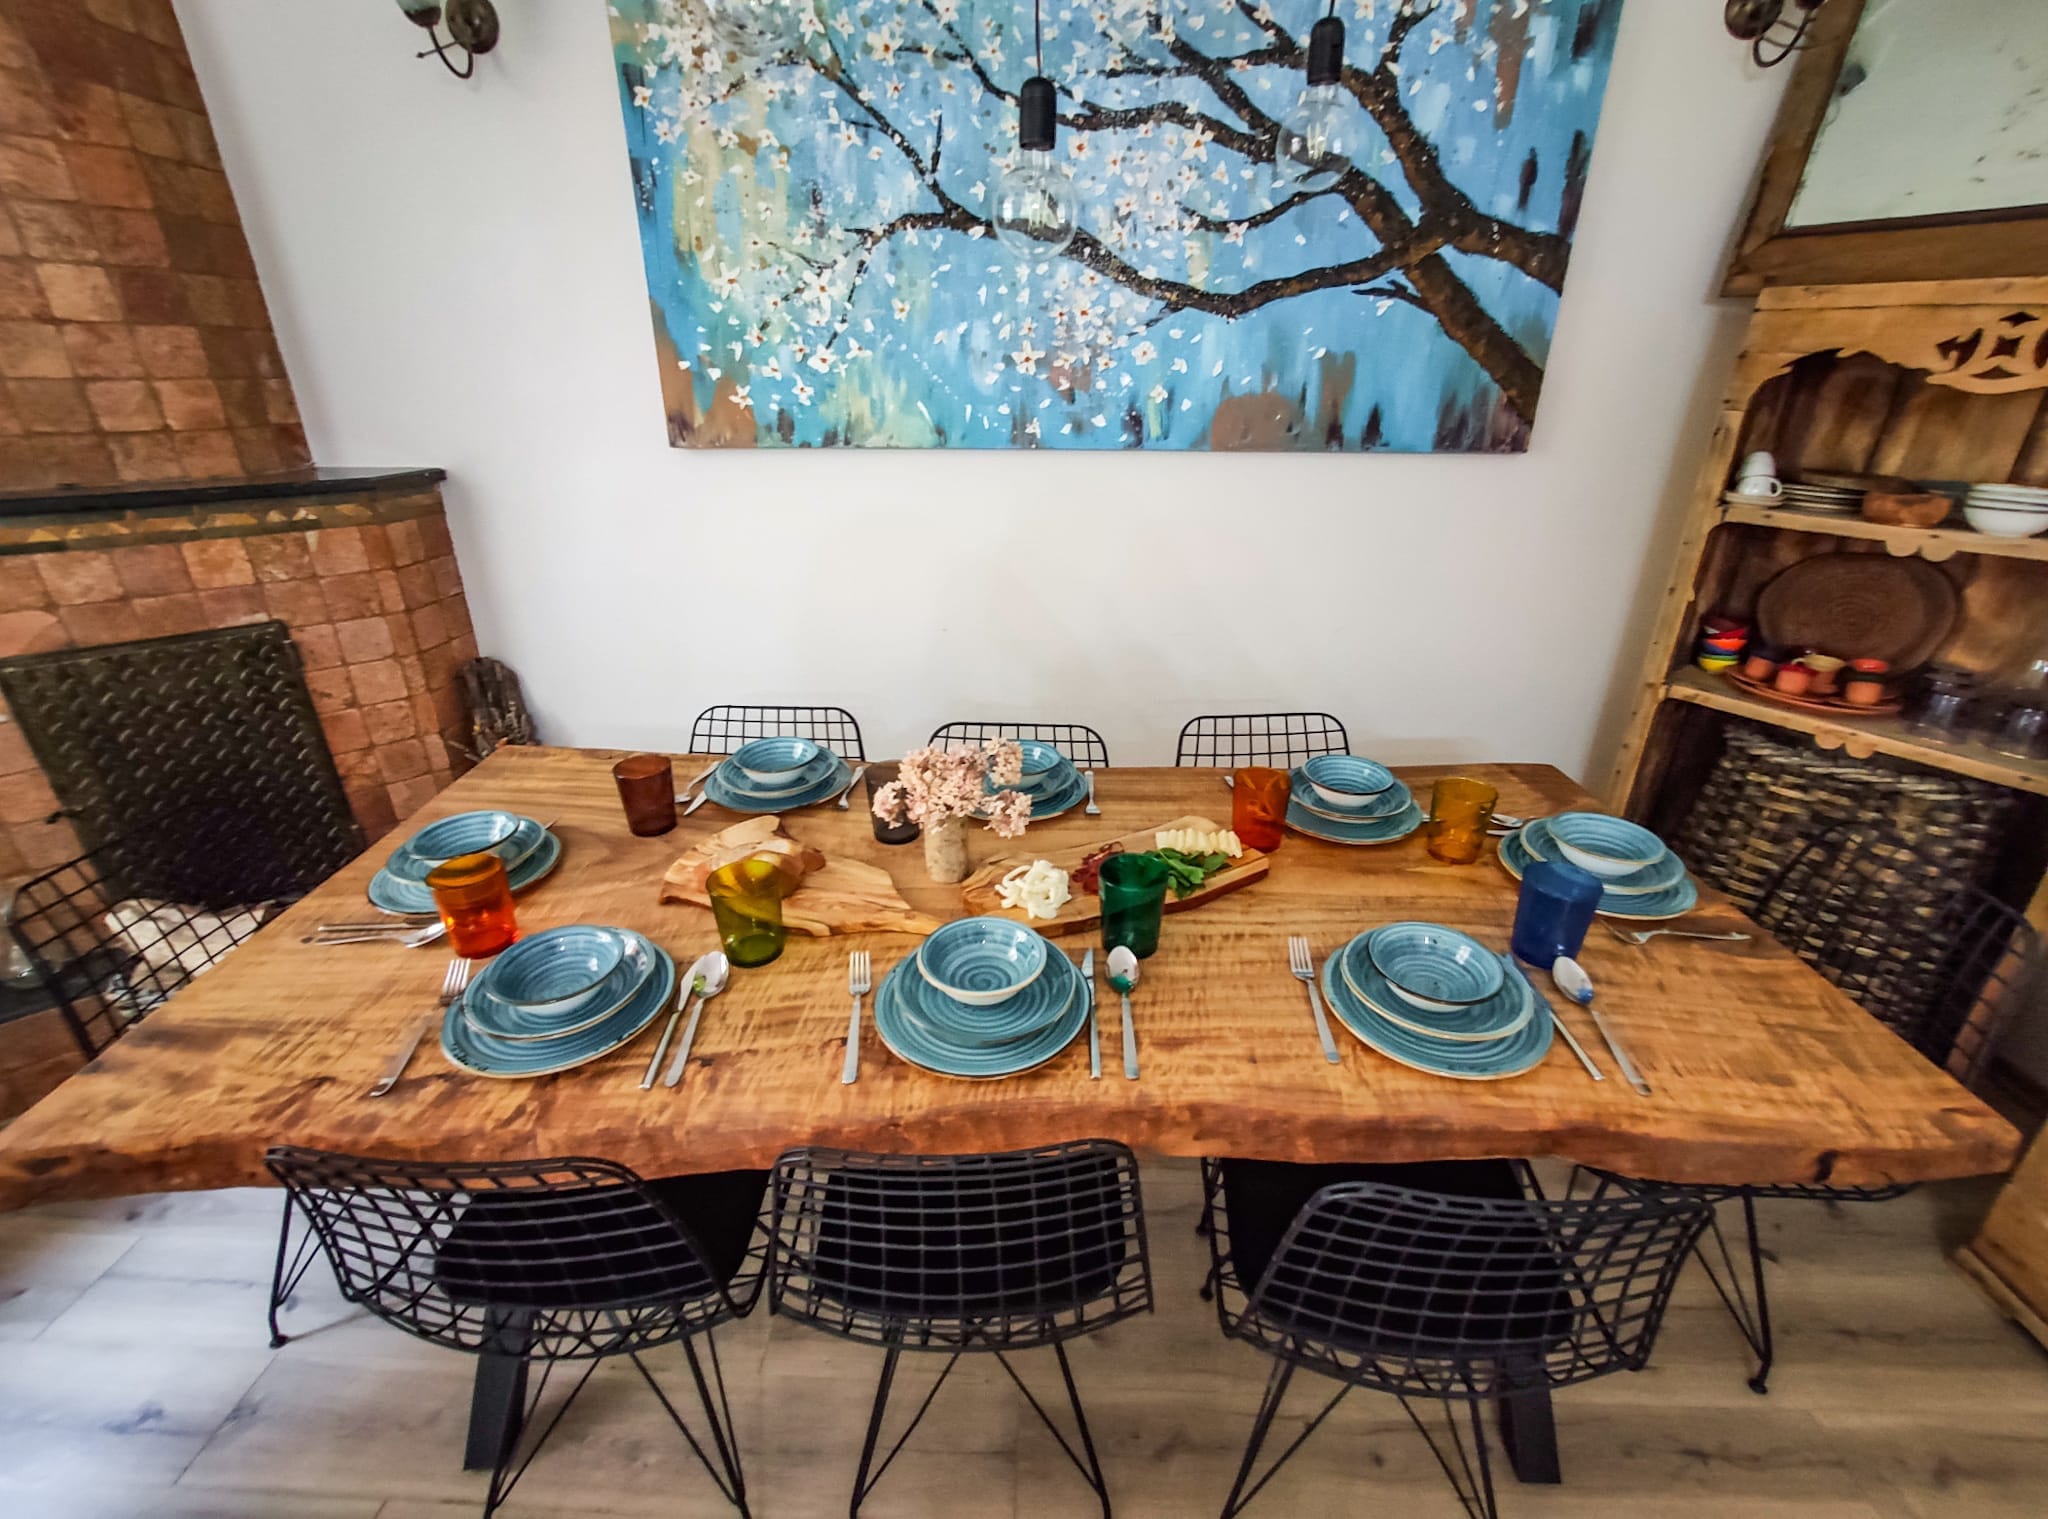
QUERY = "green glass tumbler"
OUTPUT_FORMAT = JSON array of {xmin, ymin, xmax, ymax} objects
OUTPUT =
[
  {"xmin": 706, "ymin": 856, "xmax": 790, "ymax": 968},
  {"xmin": 1099, "ymin": 853, "xmax": 1170, "ymax": 960}
]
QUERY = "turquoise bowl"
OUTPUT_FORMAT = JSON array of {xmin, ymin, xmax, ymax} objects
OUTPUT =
[
  {"xmin": 407, "ymin": 810, "xmax": 521, "ymax": 864},
  {"xmin": 1302, "ymin": 754, "xmax": 1395, "ymax": 808},
  {"xmin": 731, "ymin": 736, "xmax": 824, "ymax": 785},
  {"xmin": 1014, "ymin": 739, "xmax": 1064, "ymax": 778},
  {"xmin": 917, "ymin": 917, "xmax": 1049, "ymax": 1007},
  {"xmin": 1546, "ymin": 812, "xmax": 1666, "ymax": 880},
  {"xmin": 1364, "ymin": 922, "xmax": 1505, "ymax": 1012},
  {"xmin": 480, "ymin": 925, "xmax": 630, "ymax": 1016}
]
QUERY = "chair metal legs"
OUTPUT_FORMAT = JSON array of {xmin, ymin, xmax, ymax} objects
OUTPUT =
[
  {"xmin": 1694, "ymin": 1191, "xmax": 1775, "ymax": 1394},
  {"xmin": 264, "ymin": 1192, "xmax": 322, "ymax": 1348}
]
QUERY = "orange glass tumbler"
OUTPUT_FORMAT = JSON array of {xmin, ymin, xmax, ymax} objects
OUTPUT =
[
  {"xmin": 1425, "ymin": 777, "xmax": 1499, "ymax": 865},
  {"xmin": 1231, "ymin": 767, "xmax": 1291, "ymax": 852},
  {"xmin": 426, "ymin": 850, "xmax": 517, "ymax": 958}
]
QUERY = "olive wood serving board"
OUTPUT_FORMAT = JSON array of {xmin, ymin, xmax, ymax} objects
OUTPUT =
[
  {"xmin": 661, "ymin": 816, "xmax": 941, "ymax": 937},
  {"xmin": 959, "ymin": 814, "xmax": 1270, "ymax": 938}
]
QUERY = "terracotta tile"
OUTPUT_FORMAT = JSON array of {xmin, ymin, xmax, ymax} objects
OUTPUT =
[
  {"xmin": 377, "ymin": 738, "xmax": 429, "ymax": 784},
  {"xmin": 228, "ymin": 423, "xmax": 281, "ymax": 474},
  {"xmin": 192, "ymin": 170, "xmax": 237, "ymax": 226},
  {"xmin": 334, "ymin": 615, "xmax": 394, "ymax": 665},
  {"xmin": 292, "ymin": 622, "xmax": 340, "ymax": 670},
  {"xmin": 228, "ymin": 278, "xmax": 266, "ymax": 327},
  {"xmin": 110, "ymin": 540, "xmax": 189, "ymax": 595},
  {"xmin": 6, "ymin": 376, "xmax": 89, "ymax": 431},
  {"xmin": 86, "ymin": 0, "xmax": 141, "ymax": 33},
  {"xmin": 178, "ymin": 536, "xmax": 251, "ymax": 588},
  {"xmin": 321, "ymin": 571, "xmax": 381, "ymax": 622},
  {"xmin": 171, "ymin": 427, "xmax": 235, "ymax": 475},
  {"xmin": 207, "ymin": 221, "xmax": 253, "ymax": 278},
  {"xmin": 260, "ymin": 577, "xmax": 326, "ymax": 627},
  {"xmin": 84, "ymin": 376, "xmax": 160, "ymax": 430},
  {"xmin": 359, "ymin": 526, "xmax": 395, "ymax": 572},
  {"xmin": 333, "ymin": 744, "xmax": 379, "ymax": 784},
  {"xmin": 132, "ymin": 321, "xmax": 202, "ymax": 376},
  {"xmin": 0, "ymin": 208, "xmax": 17, "ymax": 259},
  {"xmin": 48, "ymin": 79, "xmax": 131, "ymax": 146},
  {"xmin": 156, "ymin": 210, "xmax": 212, "ymax": 272},
  {"xmin": 35, "ymin": 261, "xmax": 120, "ymax": 320},
  {"xmin": 260, "ymin": 377, "xmax": 297, "ymax": 425},
  {"xmin": 350, "ymin": 659, "xmax": 406, "ymax": 707},
  {"xmin": 449, "ymin": 627, "xmax": 478, "ymax": 663},
  {"xmin": 12, "ymin": 815, "xmax": 81, "ymax": 870},
  {"xmin": 36, "ymin": 548, "xmax": 120, "ymax": 604},
  {"xmin": 421, "ymin": 732, "xmax": 451, "ymax": 774},
  {"xmin": 0, "ymin": 67, "xmax": 58, "ymax": 136},
  {"xmin": 374, "ymin": 568, "xmax": 405, "ymax": 615},
  {"xmin": 0, "ymin": 764, "xmax": 60, "ymax": 825},
  {"xmin": 60, "ymin": 143, "xmax": 152, "ymax": 208},
  {"xmin": 419, "ymin": 514, "xmax": 454, "ymax": 559},
  {"xmin": 130, "ymin": 589, "xmax": 202, "ymax": 635},
  {"xmin": 0, "ymin": 14, "xmax": 30, "ymax": 70},
  {"xmin": 344, "ymin": 784, "xmax": 397, "ymax": 839},
  {"xmin": 0, "ymin": 257, "xmax": 48, "ymax": 317},
  {"xmin": 58, "ymin": 598, "xmax": 141, "ymax": 645},
  {"xmin": 430, "ymin": 554, "xmax": 461, "ymax": 599},
  {"xmin": 0, "ymin": 319, "xmax": 70, "ymax": 378},
  {"xmin": 0, "ymin": 606, "xmax": 67, "ymax": 658},
  {"xmin": 105, "ymin": 428, "xmax": 176, "ymax": 479},
  {"xmin": 0, "ymin": 386, "xmax": 18, "ymax": 434},
  {"xmin": 151, "ymin": 374, "xmax": 220, "ymax": 428},
  {"xmin": 410, "ymin": 600, "xmax": 448, "ymax": 650},
  {"xmin": 111, "ymin": 264, "xmax": 186, "ymax": 321},
  {"xmin": 9, "ymin": 199, "xmax": 97, "ymax": 260},
  {"xmin": 214, "ymin": 376, "xmax": 261, "ymax": 426},
  {"xmin": 0, "ymin": 137, "xmax": 76, "ymax": 200},
  {"xmin": 386, "ymin": 611, "xmax": 416, "ymax": 657},
  {"xmin": 362, "ymin": 699, "xmax": 417, "ymax": 747},
  {"xmin": 171, "ymin": 106, "xmax": 218, "ymax": 169},
  {"xmin": 320, "ymin": 707, "xmax": 369, "ymax": 757},
  {"xmin": 88, "ymin": 204, "xmax": 167, "ymax": 266},
  {"xmin": 441, "ymin": 593, "xmax": 473, "ymax": 637},
  {"xmin": 59, "ymin": 319, "xmax": 141, "ymax": 376},
  {"xmin": 152, "ymin": 46, "xmax": 204, "ymax": 114},
  {"xmin": 0, "ymin": 432, "xmax": 109, "ymax": 486},
  {"xmin": 0, "ymin": 553, "xmax": 52, "ymax": 611},
  {"xmin": 116, "ymin": 89, "xmax": 178, "ymax": 157},
  {"xmin": 0, "ymin": 711, "xmax": 38, "ymax": 774},
  {"xmin": 305, "ymin": 525, "xmax": 367, "ymax": 577},
  {"xmin": 304, "ymin": 664, "xmax": 353, "ymax": 714},
  {"xmin": 196, "ymin": 583, "xmax": 264, "ymax": 625},
  {"xmin": 245, "ymin": 531, "xmax": 311, "ymax": 582},
  {"xmin": 385, "ymin": 518, "xmax": 425, "ymax": 568},
  {"xmin": 131, "ymin": 0, "xmax": 181, "ymax": 48},
  {"xmin": 386, "ymin": 772, "xmax": 441, "ymax": 819},
  {"xmin": 179, "ymin": 271, "xmax": 230, "ymax": 324},
  {"xmin": 195, "ymin": 323, "xmax": 248, "ymax": 376},
  {"xmin": 409, "ymin": 689, "xmax": 441, "ymax": 739},
  {"xmin": 274, "ymin": 420, "xmax": 308, "ymax": 468}
]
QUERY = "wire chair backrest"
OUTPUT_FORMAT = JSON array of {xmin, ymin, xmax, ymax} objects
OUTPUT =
[
  {"xmin": 1752, "ymin": 825, "xmax": 2037, "ymax": 1087},
  {"xmin": 1237, "ymin": 1178, "xmax": 1711, "ymax": 1399},
  {"xmin": 768, "ymin": 1140, "xmax": 1152, "ymax": 1350},
  {"xmin": 689, "ymin": 704, "xmax": 866, "ymax": 761},
  {"xmin": 927, "ymin": 722, "xmax": 1110, "ymax": 769},
  {"xmin": 265, "ymin": 1147, "xmax": 760, "ymax": 1362},
  {"xmin": 1175, "ymin": 713, "xmax": 1350, "ymax": 768}
]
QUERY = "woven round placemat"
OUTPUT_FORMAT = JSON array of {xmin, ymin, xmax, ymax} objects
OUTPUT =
[{"xmin": 1755, "ymin": 553, "xmax": 1959, "ymax": 670}]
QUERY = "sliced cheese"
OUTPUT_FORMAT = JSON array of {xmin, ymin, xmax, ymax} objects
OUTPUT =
[{"xmin": 996, "ymin": 859, "xmax": 1072, "ymax": 921}]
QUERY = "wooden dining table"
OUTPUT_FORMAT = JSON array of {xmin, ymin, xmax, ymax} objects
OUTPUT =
[{"xmin": 0, "ymin": 746, "xmax": 2020, "ymax": 1485}]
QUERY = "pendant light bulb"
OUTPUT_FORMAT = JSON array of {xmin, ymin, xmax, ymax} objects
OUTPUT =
[
  {"xmin": 1276, "ymin": 15, "xmax": 1351, "ymax": 193},
  {"xmin": 993, "ymin": 76, "xmax": 1077, "ymax": 259}
]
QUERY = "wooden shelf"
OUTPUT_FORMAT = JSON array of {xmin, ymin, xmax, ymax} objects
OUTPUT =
[
  {"xmin": 1720, "ymin": 502, "xmax": 2048, "ymax": 563},
  {"xmin": 1662, "ymin": 666, "xmax": 2048, "ymax": 796}
]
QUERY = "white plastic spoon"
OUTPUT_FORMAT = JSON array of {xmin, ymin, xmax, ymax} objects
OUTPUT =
[
  {"xmin": 1552, "ymin": 956, "xmax": 1650, "ymax": 1097},
  {"xmin": 1107, "ymin": 945, "xmax": 1139, "ymax": 1081}
]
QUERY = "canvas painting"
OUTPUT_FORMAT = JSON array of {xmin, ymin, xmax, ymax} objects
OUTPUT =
[{"xmin": 610, "ymin": 0, "xmax": 1622, "ymax": 451}]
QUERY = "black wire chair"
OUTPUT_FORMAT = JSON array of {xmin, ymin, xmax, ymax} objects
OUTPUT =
[
  {"xmin": 1585, "ymin": 823, "xmax": 2038, "ymax": 1395},
  {"xmin": 767, "ymin": 1141, "xmax": 1152, "ymax": 1517},
  {"xmin": 927, "ymin": 721, "xmax": 1111, "ymax": 769},
  {"xmin": 1175, "ymin": 713, "xmax": 1349, "ymax": 768},
  {"xmin": 1199, "ymin": 1158, "xmax": 1711, "ymax": 1519},
  {"xmin": 689, "ymin": 704, "xmax": 866, "ymax": 761},
  {"xmin": 266, "ymin": 1147, "xmax": 769, "ymax": 1518}
]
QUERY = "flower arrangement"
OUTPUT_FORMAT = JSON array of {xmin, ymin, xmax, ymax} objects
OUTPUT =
[{"xmin": 871, "ymin": 739, "xmax": 1031, "ymax": 838}]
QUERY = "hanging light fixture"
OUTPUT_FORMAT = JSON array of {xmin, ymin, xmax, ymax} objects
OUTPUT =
[
  {"xmin": 992, "ymin": 0, "xmax": 1078, "ymax": 259},
  {"xmin": 1275, "ymin": 3, "xmax": 1352, "ymax": 193}
]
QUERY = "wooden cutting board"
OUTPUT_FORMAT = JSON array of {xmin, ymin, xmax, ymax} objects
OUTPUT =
[
  {"xmin": 959, "ymin": 814, "xmax": 1270, "ymax": 939},
  {"xmin": 659, "ymin": 817, "xmax": 940, "ymax": 937}
]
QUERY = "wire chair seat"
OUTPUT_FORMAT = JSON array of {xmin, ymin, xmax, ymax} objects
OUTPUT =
[
  {"xmin": 689, "ymin": 704, "xmax": 867, "ymax": 761},
  {"xmin": 1175, "ymin": 713, "xmax": 1350, "ymax": 768}
]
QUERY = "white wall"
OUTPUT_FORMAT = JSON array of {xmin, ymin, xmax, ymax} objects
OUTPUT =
[{"xmin": 174, "ymin": 1, "xmax": 1788, "ymax": 780}]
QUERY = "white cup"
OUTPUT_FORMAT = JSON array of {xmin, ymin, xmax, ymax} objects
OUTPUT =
[
  {"xmin": 1735, "ymin": 474, "xmax": 1782, "ymax": 498},
  {"xmin": 1739, "ymin": 450, "xmax": 1777, "ymax": 478}
]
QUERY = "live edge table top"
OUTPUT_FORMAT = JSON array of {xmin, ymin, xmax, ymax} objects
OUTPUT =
[{"xmin": 0, "ymin": 747, "xmax": 2018, "ymax": 1210}]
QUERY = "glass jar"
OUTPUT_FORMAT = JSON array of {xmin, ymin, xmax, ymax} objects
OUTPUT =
[{"xmin": 1910, "ymin": 666, "xmax": 1977, "ymax": 736}]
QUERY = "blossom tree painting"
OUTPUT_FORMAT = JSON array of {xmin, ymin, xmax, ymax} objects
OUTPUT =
[{"xmin": 610, "ymin": 0, "xmax": 1622, "ymax": 451}]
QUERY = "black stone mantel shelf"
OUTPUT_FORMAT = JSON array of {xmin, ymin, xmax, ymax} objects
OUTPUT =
[{"xmin": 0, "ymin": 468, "xmax": 448, "ymax": 520}]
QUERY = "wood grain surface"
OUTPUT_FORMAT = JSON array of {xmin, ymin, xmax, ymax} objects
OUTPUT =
[
  {"xmin": 958, "ymin": 813, "xmax": 1269, "ymax": 937},
  {"xmin": 0, "ymin": 748, "xmax": 2018, "ymax": 1210},
  {"xmin": 657, "ymin": 815, "xmax": 942, "ymax": 937}
]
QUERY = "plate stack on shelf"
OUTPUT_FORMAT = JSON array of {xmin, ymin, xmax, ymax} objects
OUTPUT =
[
  {"xmin": 1284, "ymin": 754, "xmax": 1425, "ymax": 845},
  {"xmin": 1778, "ymin": 479, "xmax": 1865, "ymax": 515},
  {"xmin": 1318, "ymin": 922, "xmax": 1553, "ymax": 1080}
]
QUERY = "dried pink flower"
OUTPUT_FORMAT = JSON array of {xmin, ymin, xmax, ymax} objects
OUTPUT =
[{"xmin": 869, "ymin": 740, "xmax": 1032, "ymax": 836}]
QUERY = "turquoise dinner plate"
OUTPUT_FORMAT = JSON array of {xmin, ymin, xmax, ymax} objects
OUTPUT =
[
  {"xmin": 1285, "ymin": 796, "xmax": 1424, "ymax": 846},
  {"xmin": 1338, "ymin": 934, "xmax": 1532, "ymax": 1042},
  {"xmin": 1519, "ymin": 818, "xmax": 1686, "ymax": 895},
  {"xmin": 1498, "ymin": 829, "xmax": 1700, "ymax": 920},
  {"xmin": 441, "ymin": 939, "xmax": 676, "ymax": 1079},
  {"xmin": 1289, "ymin": 770, "xmax": 1413, "ymax": 821},
  {"xmin": 465, "ymin": 930, "xmax": 660, "ymax": 1042},
  {"xmin": 1322, "ymin": 949, "xmax": 1552, "ymax": 1080},
  {"xmin": 1021, "ymin": 765, "xmax": 1086, "ymax": 820},
  {"xmin": 873, "ymin": 955, "xmax": 1085, "ymax": 1079},
  {"xmin": 385, "ymin": 813, "xmax": 552, "ymax": 885},
  {"xmin": 368, "ymin": 827, "xmax": 562, "ymax": 914},
  {"xmin": 702, "ymin": 754, "xmax": 852, "ymax": 814},
  {"xmin": 900, "ymin": 946, "xmax": 1078, "ymax": 1048}
]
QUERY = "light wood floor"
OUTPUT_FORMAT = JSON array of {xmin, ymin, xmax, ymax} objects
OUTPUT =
[{"xmin": 1, "ymin": 1159, "xmax": 2045, "ymax": 1519}]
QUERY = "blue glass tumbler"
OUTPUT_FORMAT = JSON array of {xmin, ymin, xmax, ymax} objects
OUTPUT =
[{"xmin": 1511, "ymin": 860, "xmax": 1603, "ymax": 967}]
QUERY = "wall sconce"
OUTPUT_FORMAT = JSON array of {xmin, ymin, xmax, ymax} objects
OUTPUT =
[
  {"xmin": 396, "ymin": 0, "xmax": 499, "ymax": 79},
  {"xmin": 1724, "ymin": 0, "xmax": 1827, "ymax": 69}
]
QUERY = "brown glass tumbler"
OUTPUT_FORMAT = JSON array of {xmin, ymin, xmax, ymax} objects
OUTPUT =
[{"xmin": 613, "ymin": 753, "xmax": 677, "ymax": 836}]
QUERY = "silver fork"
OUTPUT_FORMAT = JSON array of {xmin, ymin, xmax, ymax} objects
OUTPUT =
[
  {"xmin": 841, "ymin": 949, "xmax": 872, "ymax": 1083},
  {"xmin": 369, "ymin": 957, "xmax": 469, "ymax": 1097},
  {"xmin": 1084, "ymin": 771, "xmax": 1100, "ymax": 816},
  {"xmin": 304, "ymin": 922, "xmax": 446, "ymax": 948},
  {"xmin": 835, "ymin": 765, "xmax": 870, "ymax": 810},
  {"xmin": 1604, "ymin": 923, "xmax": 1752, "ymax": 947},
  {"xmin": 1287, "ymin": 936, "xmax": 1342, "ymax": 1064}
]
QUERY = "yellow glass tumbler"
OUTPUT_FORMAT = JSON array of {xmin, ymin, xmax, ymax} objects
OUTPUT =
[
  {"xmin": 1425, "ymin": 777, "xmax": 1499, "ymax": 865},
  {"xmin": 705, "ymin": 855, "xmax": 795, "ymax": 967}
]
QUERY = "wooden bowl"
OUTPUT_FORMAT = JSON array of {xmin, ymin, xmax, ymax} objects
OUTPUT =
[{"xmin": 1862, "ymin": 491, "xmax": 1953, "ymax": 529}]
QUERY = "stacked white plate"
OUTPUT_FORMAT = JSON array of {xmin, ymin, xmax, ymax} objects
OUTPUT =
[
  {"xmin": 1962, "ymin": 482, "xmax": 2048, "ymax": 539},
  {"xmin": 1778, "ymin": 481, "xmax": 1864, "ymax": 515}
]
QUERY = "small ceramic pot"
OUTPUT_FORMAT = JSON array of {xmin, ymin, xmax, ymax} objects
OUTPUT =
[
  {"xmin": 1774, "ymin": 663, "xmax": 1813, "ymax": 697},
  {"xmin": 1697, "ymin": 652, "xmax": 1738, "ymax": 674},
  {"xmin": 1701, "ymin": 631, "xmax": 1747, "ymax": 653},
  {"xmin": 1741, "ymin": 651, "xmax": 1778, "ymax": 682},
  {"xmin": 1844, "ymin": 657, "xmax": 1890, "ymax": 708},
  {"xmin": 1801, "ymin": 654, "xmax": 1845, "ymax": 695}
]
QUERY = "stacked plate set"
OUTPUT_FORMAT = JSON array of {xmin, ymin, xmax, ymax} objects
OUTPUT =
[
  {"xmin": 1775, "ymin": 479, "xmax": 1863, "ymax": 515},
  {"xmin": 701, "ymin": 737, "xmax": 853, "ymax": 813},
  {"xmin": 1961, "ymin": 481, "xmax": 2048, "ymax": 539},
  {"xmin": 992, "ymin": 740, "xmax": 1089, "ymax": 820},
  {"xmin": 369, "ymin": 810, "xmax": 562, "ymax": 914},
  {"xmin": 1284, "ymin": 755, "xmax": 1425, "ymax": 845},
  {"xmin": 1497, "ymin": 811, "xmax": 1699, "ymax": 921},
  {"xmin": 872, "ymin": 916, "xmax": 1088, "ymax": 1078},
  {"xmin": 440, "ymin": 924, "xmax": 677, "ymax": 1078},
  {"xmin": 1320, "ymin": 922, "xmax": 1552, "ymax": 1080}
]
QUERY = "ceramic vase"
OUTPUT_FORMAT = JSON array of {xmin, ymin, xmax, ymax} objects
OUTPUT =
[{"xmin": 924, "ymin": 816, "xmax": 969, "ymax": 884}]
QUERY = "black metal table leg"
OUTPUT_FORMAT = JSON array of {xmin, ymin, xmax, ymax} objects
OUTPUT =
[
  {"xmin": 1495, "ymin": 1386, "xmax": 1560, "ymax": 1484},
  {"xmin": 464, "ymin": 1309, "xmax": 530, "ymax": 1471}
]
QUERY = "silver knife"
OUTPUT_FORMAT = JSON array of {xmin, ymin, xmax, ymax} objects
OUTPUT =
[
  {"xmin": 1121, "ymin": 986, "xmax": 1138, "ymax": 1080},
  {"xmin": 675, "ymin": 760, "xmax": 719, "ymax": 805},
  {"xmin": 1080, "ymin": 949, "xmax": 1099, "ymax": 1080},
  {"xmin": 641, "ymin": 979, "xmax": 694, "ymax": 1088},
  {"xmin": 1502, "ymin": 955, "xmax": 1602, "ymax": 1082},
  {"xmin": 833, "ymin": 764, "xmax": 869, "ymax": 809},
  {"xmin": 1587, "ymin": 1005, "xmax": 1651, "ymax": 1096},
  {"xmin": 368, "ymin": 1012, "xmax": 438, "ymax": 1098},
  {"xmin": 682, "ymin": 790, "xmax": 712, "ymax": 817}
]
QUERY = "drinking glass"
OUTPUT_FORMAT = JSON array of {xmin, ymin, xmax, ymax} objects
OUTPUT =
[
  {"xmin": 426, "ymin": 851, "xmax": 517, "ymax": 959},
  {"xmin": 1099, "ymin": 853, "xmax": 1170, "ymax": 960},
  {"xmin": 867, "ymin": 762, "xmax": 919, "ymax": 845},
  {"xmin": 1511, "ymin": 860, "xmax": 1603, "ymax": 967},
  {"xmin": 1230, "ymin": 767, "xmax": 1290, "ymax": 851},
  {"xmin": 613, "ymin": 753, "xmax": 676, "ymax": 836},
  {"xmin": 1426, "ymin": 776, "xmax": 1499, "ymax": 865},
  {"xmin": 706, "ymin": 855, "xmax": 793, "ymax": 967}
]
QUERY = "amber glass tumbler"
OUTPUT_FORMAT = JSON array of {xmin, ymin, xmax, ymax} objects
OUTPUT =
[
  {"xmin": 1425, "ymin": 776, "xmax": 1499, "ymax": 865},
  {"xmin": 613, "ymin": 753, "xmax": 676, "ymax": 836},
  {"xmin": 426, "ymin": 851, "xmax": 517, "ymax": 958},
  {"xmin": 1230, "ymin": 767, "xmax": 1290, "ymax": 851},
  {"xmin": 706, "ymin": 856, "xmax": 792, "ymax": 968}
]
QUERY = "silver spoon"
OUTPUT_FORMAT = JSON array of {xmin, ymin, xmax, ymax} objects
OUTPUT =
[
  {"xmin": 643, "ymin": 952, "xmax": 720, "ymax": 1089},
  {"xmin": 1084, "ymin": 771, "xmax": 1100, "ymax": 816},
  {"xmin": 1107, "ymin": 945, "xmax": 1139, "ymax": 1080},
  {"xmin": 665, "ymin": 950, "xmax": 732, "ymax": 1087},
  {"xmin": 1552, "ymin": 956, "xmax": 1650, "ymax": 1097}
]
